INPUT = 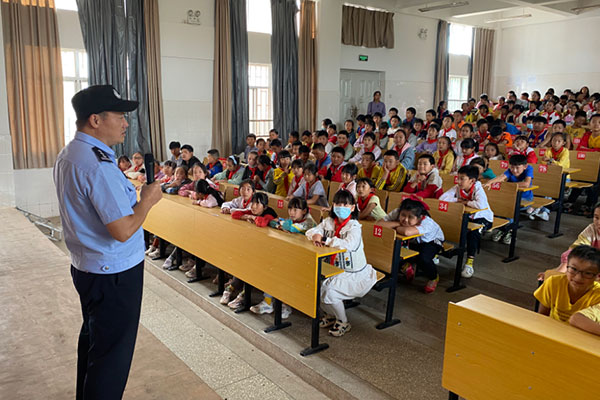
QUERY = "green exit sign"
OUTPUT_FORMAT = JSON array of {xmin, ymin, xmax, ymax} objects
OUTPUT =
[{"xmin": 358, "ymin": 55, "xmax": 368, "ymax": 62}]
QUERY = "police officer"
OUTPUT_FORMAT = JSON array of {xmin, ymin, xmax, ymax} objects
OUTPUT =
[{"xmin": 53, "ymin": 85, "xmax": 162, "ymax": 399}]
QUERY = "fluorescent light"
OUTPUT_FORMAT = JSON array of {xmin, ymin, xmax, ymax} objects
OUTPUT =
[
  {"xmin": 485, "ymin": 14, "xmax": 532, "ymax": 23},
  {"xmin": 571, "ymin": 4, "xmax": 600, "ymax": 14},
  {"xmin": 418, "ymin": 2, "xmax": 469, "ymax": 13}
]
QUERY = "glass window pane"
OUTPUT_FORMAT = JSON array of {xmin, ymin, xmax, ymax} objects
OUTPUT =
[
  {"xmin": 61, "ymin": 50, "xmax": 76, "ymax": 77},
  {"xmin": 247, "ymin": 0, "xmax": 272, "ymax": 34},
  {"xmin": 449, "ymin": 24, "xmax": 472, "ymax": 56},
  {"xmin": 63, "ymin": 80, "xmax": 77, "ymax": 143},
  {"xmin": 78, "ymin": 52, "xmax": 88, "ymax": 79},
  {"xmin": 55, "ymin": 0, "xmax": 78, "ymax": 11}
]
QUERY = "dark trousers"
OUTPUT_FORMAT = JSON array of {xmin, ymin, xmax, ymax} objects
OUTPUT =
[
  {"xmin": 409, "ymin": 241, "xmax": 442, "ymax": 280},
  {"xmin": 567, "ymin": 187, "xmax": 598, "ymax": 207},
  {"xmin": 71, "ymin": 261, "xmax": 144, "ymax": 400},
  {"xmin": 467, "ymin": 218, "xmax": 493, "ymax": 257}
]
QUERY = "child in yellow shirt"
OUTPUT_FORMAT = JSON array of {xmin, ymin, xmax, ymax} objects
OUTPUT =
[
  {"xmin": 541, "ymin": 133, "xmax": 570, "ymax": 170},
  {"xmin": 570, "ymin": 303, "xmax": 600, "ymax": 335},
  {"xmin": 273, "ymin": 150, "xmax": 293, "ymax": 197},
  {"xmin": 534, "ymin": 245, "xmax": 600, "ymax": 322},
  {"xmin": 374, "ymin": 150, "xmax": 408, "ymax": 192},
  {"xmin": 357, "ymin": 152, "xmax": 381, "ymax": 181}
]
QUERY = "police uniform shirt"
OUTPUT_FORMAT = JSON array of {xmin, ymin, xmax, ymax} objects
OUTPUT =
[{"xmin": 54, "ymin": 131, "xmax": 144, "ymax": 274}]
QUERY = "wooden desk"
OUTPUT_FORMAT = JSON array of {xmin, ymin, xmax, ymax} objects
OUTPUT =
[
  {"xmin": 443, "ymin": 294, "xmax": 600, "ymax": 400},
  {"xmin": 141, "ymin": 187, "xmax": 344, "ymax": 356}
]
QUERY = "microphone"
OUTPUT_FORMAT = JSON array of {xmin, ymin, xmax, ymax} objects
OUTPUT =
[{"xmin": 144, "ymin": 153, "xmax": 155, "ymax": 184}]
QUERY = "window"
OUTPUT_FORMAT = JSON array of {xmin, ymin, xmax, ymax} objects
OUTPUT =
[
  {"xmin": 448, "ymin": 76, "xmax": 469, "ymax": 111},
  {"xmin": 55, "ymin": 0, "xmax": 78, "ymax": 11},
  {"xmin": 62, "ymin": 49, "xmax": 88, "ymax": 143},
  {"xmin": 248, "ymin": 64, "xmax": 273, "ymax": 138},
  {"xmin": 247, "ymin": 0, "xmax": 272, "ymax": 34},
  {"xmin": 448, "ymin": 23, "xmax": 472, "ymax": 56}
]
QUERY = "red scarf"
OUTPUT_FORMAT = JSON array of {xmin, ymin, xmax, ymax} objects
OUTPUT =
[
  {"xmin": 364, "ymin": 165, "xmax": 375, "ymax": 178},
  {"xmin": 228, "ymin": 166, "xmax": 240, "ymax": 180},
  {"xmin": 304, "ymin": 179, "xmax": 316, "ymax": 200},
  {"xmin": 133, "ymin": 164, "xmax": 143, "ymax": 172},
  {"xmin": 247, "ymin": 166, "xmax": 257, "ymax": 179},
  {"xmin": 242, "ymin": 197, "xmax": 252, "ymax": 208},
  {"xmin": 208, "ymin": 162, "xmax": 217, "ymax": 170},
  {"xmin": 341, "ymin": 141, "xmax": 349, "ymax": 149},
  {"xmin": 357, "ymin": 193, "xmax": 374, "ymax": 211},
  {"xmin": 291, "ymin": 175, "xmax": 302, "ymax": 194},
  {"xmin": 427, "ymin": 138, "xmax": 437, "ymax": 144},
  {"xmin": 329, "ymin": 163, "xmax": 344, "ymax": 177},
  {"xmin": 437, "ymin": 149, "xmax": 449, "ymax": 168},
  {"xmin": 330, "ymin": 215, "xmax": 352, "ymax": 265},
  {"xmin": 461, "ymin": 153, "xmax": 475, "ymax": 167},
  {"xmin": 531, "ymin": 130, "xmax": 545, "ymax": 145},
  {"xmin": 550, "ymin": 146, "xmax": 564, "ymax": 160},
  {"xmin": 364, "ymin": 145, "xmax": 376, "ymax": 153},
  {"xmin": 459, "ymin": 184, "xmax": 475, "ymax": 201},
  {"xmin": 316, "ymin": 154, "xmax": 328, "ymax": 170},
  {"xmin": 261, "ymin": 166, "xmax": 271, "ymax": 181}
]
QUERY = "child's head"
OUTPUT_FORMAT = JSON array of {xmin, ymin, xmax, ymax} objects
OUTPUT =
[
  {"xmin": 311, "ymin": 143, "xmax": 325, "ymax": 160},
  {"xmin": 460, "ymin": 138, "xmax": 476, "ymax": 156},
  {"xmin": 363, "ymin": 132, "xmax": 376, "ymax": 147},
  {"xmin": 513, "ymin": 135, "xmax": 529, "ymax": 151},
  {"xmin": 321, "ymin": 118, "xmax": 332, "ymax": 130},
  {"xmin": 484, "ymin": 142, "xmax": 500, "ymax": 159},
  {"xmin": 301, "ymin": 130, "xmax": 312, "ymax": 144},
  {"xmin": 360, "ymin": 152, "xmax": 376, "ymax": 170},
  {"xmin": 590, "ymin": 114, "xmax": 600, "ymax": 132},
  {"xmin": 425, "ymin": 109, "xmax": 436, "ymax": 122},
  {"xmin": 508, "ymin": 154, "xmax": 528, "ymax": 176},
  {"xmin": 239, "ymin": 179, "xmax": 255, "ymax": 200},
  {"xmin": 373, "ymin": 112, "xmax": 383, "ymax": 125},
  {"xmin": 393, "ymin": 129, "xmax": 407, "ymax": 147},
  {"xmin": 457, "ymin": 165, "xmax": 478, "ymax": 190},
  {"xmin": 250, "ymin": 192, "xmax": 269, "ymax": 215},
  {"xmin": 566, "ymin": 245, "xmax": 600, "ymax": 292},
  {"xmin": 331, "ymin": 189, "xmax": 357, "ymax": 220},
  {"xmin": 153, "ymin": 160, "xmax": 161, "ymax": 174},
  {"xmin": 437, "ymin": 136, "xmax": 452, "ymax": 152},
  {"xmin": 544, "ymin": 100, "xmax": 555, "ymax": 112},
  {"xmin": 163, "ymin": 160, "xmax": 176, "ymax": 176},
  {"xmin": 453, "ymin": 109, "xmax": 463, "ymax": 122},
  {"xmin": 181, "ymin": 145, "xmax": 194, "ymax": 161},
  {"xmin": 278, "ymin": 150, "xmax": 291, "ymax": 168},
  {"xmin": 356, "ymin": 114, "xmax": 366, "ymax": 125},
  {"xmin": 303, "ymin": 162, "xmax": 318, "ymax": 183},
  {"xmin": 379, "ymin": 121, "xmax": 389, "ymax": 136},
  {"xmin": 355, "ymin": 177, "xmax": 375, "ymax": 197},
  {"xmin": 532, "ymin": 116, "xmax": 547, "ymax": 131},
  {"xmin": 316, "ymin": 130, "xmax": 329, "ymax": 146},
  {"xmin": 337, "ymin": 130, "xmax": 349, "ymax": 147},
  {"xmin": 365, "ymin": 121, "xmax": 375, "ymax": 133},
  {"xmin": 470, "ymin": 157, "xmax": 487, "ymax": 176},
  {"xmin": 397, "ymin": 199, "xmax": 429, "ymax": 227},
  {"xmin": 288, "ymin": 197, "xmax": 309, "ymax": 221},
  {"xmin": 270, "ymin": 139, "xmax": 282, "ymax": 154},
  {"xmin": 416, "ymin": 154, "xmax": 435, "ymax": 175},
  {"xmin": 247, "ymin": 151, "xmax": 258, "ymax": 166},
  {"xmin": 207, "ymin": 148, "xmax": 219, "ymax": 163},
  {"xmin": 390, "ymin": 115, "xmax": 400, "ymax": 127},
  {"xmin": 257, "ymin": 154, "xmax": 272, "ymax": 170},
  {"xmin": 291, "ymin": 159, "xmax": 304, "ymax": 177},
  {"xmin": 226, "ymin": 155, "xmax": 240, "ymax": 171},
  {"xmin": 460, "ymin": 123, "xmax": 474, "ymax": 139},
  {"xmin": 476, "ymin": 119, "xmax": 488, "ymax": 133},
  {"xmin": 551, "ymin": 133, "xmax": 566, "ymax": 150},
  {"xmin": 427, "ymin": 123, "xmax": 440, "ymax": 139},
  {"xmin": 341, "ymin": 163, "xmax": 358, "ymax": 184},
  {"xmin": 574, "ymin": 110, "xmax": 587, "ymax": 126},
  {"xmin": 478, "ymin": 104, "xmax": 489, "ymax": 114},
  {"xmin": 192, "ymin": 163, "xmax": 209, "ymax": 180},
  {"xmin": 169, "ymin": 141, "xmax": 181, "ymax": 157},
  {"xmin": 330, "ymin": 147, "xmax": 345, "ymax": 166},
  {"xmin": 406, "ymin": 107, "xmax": 416, "ymax": 119},
  {"xmin": 344, "ymin": 119, "xmax": 354, "ymax": 132},
  {"xmin": 118, "ymin": 155, "xmax": 131, "ymax": 171},
  {"xmin": 289, "ymin": 130, "xmax": 299, "ymax": 144},
  {"xmin": 291, "ymin": 141, "xmax": 302, "ymax": 156},
  {"xmin": 327, "ymin": 124, "xmax": 337, "ymax": 136},
  {"xmin": 442, "ymin": 115, "xmax": 453, "ymax": 128},
  {"xmin": 269, "ymin": 128, "xmax": 279, "ymax": 141},
  {"xmin": 131, "ymin": 152, "xmax": 143, "ymax": 166},
  {"xmin": 256, "ymin": 138, "xmax": 266, "ymax": 151},
  {"xmin": 413, "ymin": 118, "xmax": 424, "ymax": 132},
  {"xmin": 194, "ymin": 179, "xmax": 223, "ymax": 207},
  {"xmin": 175, "ymin": 165, "xmax": 188, "ymax": 180},
  {"xmin": 246, "ymin": 134, "xmax": 256, "ymax": 146},
  {"xmin": 383, "ymin": 150, "xmax": 400, "ymax": 171},
  {"xmin": 389, "ymin": 107, "xmax": 398, "ymax": 117},
  {"xmin": 489, "ymin": 125, "xmax": 503, "ymax": 138},
  {"xmin": 298, "ymin": 145, "xmax": 310, "ymax": 163}
]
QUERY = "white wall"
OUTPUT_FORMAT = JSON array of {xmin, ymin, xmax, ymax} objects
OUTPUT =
[{"xmin": 492, "ymin": 16, "xmax": 600, "ymax": 98}]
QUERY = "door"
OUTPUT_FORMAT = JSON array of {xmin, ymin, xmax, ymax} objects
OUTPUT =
[{"xmin": 339, "ymin": 69, "xmax": 385, "ymax": 123}]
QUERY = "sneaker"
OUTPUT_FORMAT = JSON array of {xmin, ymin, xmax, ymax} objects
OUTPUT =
[
  {"xmin": 178, "ymin": 258, "xmax": 195, "ymax": 272},
  {"xmin": 319, "ymin": 314, "xmax": 337, "ymax": 329},
  {"xmin": 228, "ymin": 292, "xmax": 245, "ymax": 309},
  {"xmin": 432, "ymin": 255, "xmax": 440, "ymax": 265},
  {"xmin": 185, "ymin": 265, "xmax": 197, "ymax": 279},
  {"xmin": 491, "ymin": 230, "xmax": 504, "ymax": 242},
  {"xmin": 526, "ymin": 206, "xmax": 535, "ymax": 216},
  {"xmin": 402, "ymin": 263, "xmax": 415, "ymax": 282},
  {"xmin": 424, "ymin": 276, "xmax": 439, "ymax": 294},
  {"xmin": 162, "ymin": 258, "xmax": 173, "ymax": 269},
  {"xmin": 329, "ymin": 321, "xmax": 351, "ymax": 337},
  {"xmin": 145, "ymin": 245, "xmax": 157, "ymax": 255},
  {"xmin": 148, "ymin": 248, "xmax": 161, "ymax": 259},
  {"xmin": 281, "ymin": 304, "xmax": 292, "ymax": 319},
  {"xmin": 220, "ymin": 288, "xmax": 233, "ymax": 305},
  {"xmin": 502, "ymin": 231, "xmax": 512, "ymax": 245},
  {"xmin": 528, "ymin": 207, "xmax": 540, "ymax": 220},
  {"xmin": 461, "ymin": 258, "xmax": 474, "ymax": 278},
  {"xmin": 250, "ymin": 299, "xmax": 274, "ymax": 314},
  {"xmin": 539, "ymin": 210, "xmax": 550, "ymax": 221}
]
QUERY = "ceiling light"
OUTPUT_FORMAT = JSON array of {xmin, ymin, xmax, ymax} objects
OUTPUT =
[
  {"xmin": 418, "ymin": 2, "xmax": 469, "ymax": 13},
  {"xmin": 571, "ymin": 4, "xmax": 600, "ymax": 14},
  {"xmin": 485, "ymin": 14, "xmax": 532, "ymax": 23}
]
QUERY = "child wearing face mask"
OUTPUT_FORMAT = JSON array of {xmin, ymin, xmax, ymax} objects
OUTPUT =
[{"xmin": 306, "ymin": 190, "xmax": 378, "ymax": 337}]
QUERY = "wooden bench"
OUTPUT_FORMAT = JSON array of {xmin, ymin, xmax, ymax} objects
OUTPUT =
[
  {"xmin": 443, "ymin": 294, "xmax": 600, "ymax": 400},
  {"xmin": 567, "ymin": 151, "xmax": 600, "ymax": 200}
]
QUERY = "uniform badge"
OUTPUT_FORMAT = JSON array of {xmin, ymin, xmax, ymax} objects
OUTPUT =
[{"xmin": 92, "ymin": 146, "xmax": 113, "ymax": 163}]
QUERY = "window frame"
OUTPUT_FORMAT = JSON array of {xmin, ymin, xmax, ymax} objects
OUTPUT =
[
  {"xmin": 248, "ymin": 63, "xmax": 273, "ymax": 139},
  {"xmin": 447, "ymin": 75, "xmax": 469, "ymax": 112},
  {"xmin": 62, "ymin": 48, "xmax": 89, "ymax": 143}
]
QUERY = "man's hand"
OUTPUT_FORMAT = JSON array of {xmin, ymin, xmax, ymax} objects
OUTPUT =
[{"xmin": 140, "ymin": 181, "xmax": 162, "ymax": 207}]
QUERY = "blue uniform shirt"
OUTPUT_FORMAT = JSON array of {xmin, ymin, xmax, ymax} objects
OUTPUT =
[
  {"xmin": 504, "ymin": 165, "xmax": 534, "ymax": 201},
  {"xmin": 53, "ymin": 131, "xmax": 144, "ymax": 274}
]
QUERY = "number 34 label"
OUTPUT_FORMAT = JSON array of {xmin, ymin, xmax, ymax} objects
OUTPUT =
[{"xmin": 438, "ymin": 201, "xmax": 448, "ymax": 212}]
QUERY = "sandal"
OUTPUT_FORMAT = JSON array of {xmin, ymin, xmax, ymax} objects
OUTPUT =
[{"xmin": 319, "ymin": 314, "xmax": 336, "ymax": 329}]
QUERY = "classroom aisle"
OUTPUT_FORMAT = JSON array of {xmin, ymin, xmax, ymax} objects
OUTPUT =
[{"xmin": 0, "ymin": 208, "xmax": 328, "ymax": 400}]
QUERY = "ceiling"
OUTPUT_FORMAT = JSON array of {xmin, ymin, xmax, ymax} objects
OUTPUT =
[{"xmin": 351, "ymin": 0, "xmax": 600, "ymax": 28}]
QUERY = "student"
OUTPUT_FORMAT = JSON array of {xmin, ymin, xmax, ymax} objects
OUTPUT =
[
  {"xmin": 162, "ymin": 165, "xmax": 190, "ymax": 194},
  {"xmin": 288, "ymin": 159, "xmax": 304, "ymax": 196},
  {"xmin": 355, "ymin": 178, "xmax": 387, "ymax": 221},
  {"xmin": 389, "ymin": 129, "xmax": 415, "ymax": 170},
  {"xmin": 404, "ymin": 107, "xmax": 416, "ymax": 127},
  {"xmin": 301, "ymin": 130, "xmax": 313, "ymax": 148},
  {"xmin": 344, "ymin": 120, "xmax": 356, "ymax": 145},
  {"xmin": 540, "ymin": 100, "xmax": 560, "ymax": 124},
  {"xmin": 379, "ymin": 198, "xmax": 445, "ymax": 293},
  {"xmin": 433, "ymin": 137, "xmax": 455, "ymax": 174},
  {"xmin": 377, "ymin": 122, "xmax": 390, "ymax": 149},
  {"xmin": 412, "ymin": 118, "xmax": 426, "ymax": 142},
  {"xmin": 470, "ymin": 157, "xmax": 495, "ymax": 180},
  {"xmin": 323, "ymin": 147, "xmax": 346, "ymax": 182},
  {"xmin": 423, "ymin": 109, "xmax": 436, "ymax": 131},
  {"xmin": 484, "ymin": 142, "xmax": 504, "ymax": 161},
  {"xmin": 124, "ymin": 152, "xmax": 145, "ymax": 179},
  {"xmin": 388, "ymin": 115, "xmax": 401, "ymax": 137},
  {"xmin": 297, "ymin": 145, "xmax": 311, "ymax": 164},
  {"xmin": 374, "ymin": 150, "xmax": 408, "ymax": 192},
  {"xmin": 355, "ymin": 114, "xmax": 366, "ymax": 142},
  {"xmin": 477, "ymin": 103, "xmax": 490, "ymax": 120},
  {"xmin": 510, "ymin": 135, "xmax": 538, "ymax": 164},
  {"xmin": 224, "ymin": 193, "xmax": 280, "ymax": 309},
  {"xmin": 337, "ymin": 130, "xmax": 355, "ymax": 161},
  {"xmin": 254, "ymin": 154, "xmax": 275, "ymax": 193},
  {"xmin": 306, "ymin": 190, "xmax": 378, "ymax": 336},
  {"xmin": 485, "ymin": 125, "xmax": 512, "ymax": 147},
  {"xmin": 576, "ymin": 113, "xmax": 600, "ymax": 151},
  {"xmin": 485, "ymin": 153, "xmax": 534, "ymax": 216},
  {"xmin": 118, "ymin": 155, "xmax": 131, "ymax": 172},
  {"xmin": 242, "ymin": 151, "xmax": 259, "ymax": 180},
  {"xmin": 286, "ymin": 131, "xmax": 300, "ymax": 150},
  {"xmin": 452, "ymin": 110, "xmax": 465, "ymax": 131},
  {"xmin": 244, "ymin": 134, "xmax": 258, "ymax": 161},
  {"xmin": 313, "ymin": 130, "xmax": 332, "ymax": 154},
  {"xmin": 288, "ymin": 162, "xmax": 329, "ymax": 207},
  {"xmin": 311, "ymin": 143, "xmax": 331, "ymax": 172},
  {"xmin": 221, "ymin": 179, "xmax": 255, "ymax": 214},
  {"xmin": 159, "ymin": 160, "xmax": 176, "ymax": 184},
  {"xmin": 357, "ymin": 152, "xmax": 381, "ymax": 181},
  {"xmin": 534, "ymin": 245, "xmax": 600, "ymax": 322},
  {"xmin": 205, "ymin": 149, "xmax": 223, "ymax": 177},
  {"xmin": 339, "ymin": 163, "xmax": 358, "ymax": 199},
  {"xmin": 177, "ymin": 145, "xmax": 199, "ymax": 171},
  {"xmin": 528, "ymin": 116, "xmax": 549, "ymax": 147},
  {"xmin": 168, "ymin": 141, "xmax": 183, "ymax": 166},
  {"xmin": 178, "ymin": 163, "xmax": 212, "ymax": 198},
  {"xmin": 193, "ymin": 179, "xmax": 224, "ymax": 208},
  {"xmin": 415, "ymin": 123, "xmax": 440, "ymax": 154},
  {"xmin": 256, "ymin": 138, "xmax": 267, "ymax": 155},
  {"xmin": 565, "ymin": 110, "xmax": 588, "ymax": 148},
  {"xmin": 525, "ymin": 100, "xmax": 540, "ymax": 117},
  {"xmin": 440, "ymin": 165, "xmax": 494, "ymax": 278},
  {"xmin": 291, "ymin": 140, "xmax": 302, "ymax": 160},
  {"xmin": 273, "ymin": 150, "xmax": 293, "ymax": 196},
  {"xmin": 213, "ymin": 155, "xmax": 246, "ymax": 185},
  {"xmin": 404, "ymin": 154, "xmax": 443, "ymax": 199},
  {"xmin": 269, "ymin": 139, "xmax": 283, "ymax": 165},
  {"xmin": 541, "ymin": 133, "xmax": 570, "ymax": 170},
  {"xmin": 475, "ymin": 119, "xmax": 489, "ymax": 143},
  {"xmin": 454, "ymin": 138, "xmax": 480, "ymax": 171},
  {"xmin": 326, "ymin": 124, "xmax": 338, "ymax": 144},
  {"xmin": 439, "ymin": 115, "xmax": 457, "ymax": 141},
  {"xmin": 350, "ymin": 132, "xmax": 381, "ymax": 163}
]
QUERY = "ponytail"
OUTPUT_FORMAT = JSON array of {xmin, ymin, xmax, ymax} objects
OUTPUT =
[{"xmin": 194, "ymin": 179, "xmax": 224, "ymax": 206}]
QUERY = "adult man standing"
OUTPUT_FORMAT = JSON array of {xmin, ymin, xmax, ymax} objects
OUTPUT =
[{"xmin": 53, "ymin": 85, "xmax": 162, "ymax": 399}]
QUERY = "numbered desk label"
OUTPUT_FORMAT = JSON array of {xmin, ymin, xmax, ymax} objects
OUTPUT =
[
  {"xmin": 438, "ymin": 201, "xmax": 449, "ymax": 212},
  {"xmin": 373, "ymin": 225, "xmax": 383, "ymax": 238},
  {"xmin": 577, "ymin": 152, "xmax": 586, "ymax": 160},
  {"xmin": 277, "ymin": 199, "xmax": 284, "ymax": 208},
  {"xmin": 491, "ymin": 182, "xmax": 501, "ymax": 190},
  {"xmin": 538, "ymin": 165, "xmax": 547, "ymax": 173}
]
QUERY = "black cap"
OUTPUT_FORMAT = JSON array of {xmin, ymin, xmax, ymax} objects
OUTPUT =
[{"xmin": 71, "ymin": 85, "xmax": 138, "ymax": 121}]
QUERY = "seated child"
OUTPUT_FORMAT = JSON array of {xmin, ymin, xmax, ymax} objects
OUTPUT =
[
  {"xmin": 224, "ymin": 193, "xmax": 279, "ymax": 309},
  {"xmin": 510, "ymin": 135, "xmax": 538, "ymax": 163},
  {"xmin": 389, "ymin": 129, "xmax": 415, "ymax": 170},
  {"xmin": 315, "ymin": 130, "xmax": 333, "ymax": 154},
  {"xmin": 297, "ymin": 144, "xmax": 311, "ymax": 164},
  {"xmin": 485, "ymin": 125, "xmax": 512, "ymax": 147},
  {"xmin": 374, "ymin": 150, "xmax": 407, "ymax": 192},
  {"xmin": 311, "ymin": 143, "xmax": 331, "ymax": 172},
  {"xmin": 288, "ymin": 159, "xmax": 304, "ymax": 196},
  {"xmin": 244, "ymin": 133, "xmax": 258, "ymax": 161},
  {"xmin": 484, "ymin": 142, "xmax": 504, "ymax": 161},
  {"xmin": 337, "ymin": 130, "xmax": 355, "ymax": 161},
  {"xmin": 355, "ymin": 178, "xmax": 387, "ymax": 221},
  {"xmin": 454, "ymin": 123, "xmax": 475, "ymax": 156},
  {"xmin": 453, "ymin": 138, "xmax": 480, "ymax": 171},
  {"xmin": 243, "ymin": 151, "xmax": 259, "ymax": 180},
  {"xmin": 576, "ymin": 113, "xmax": 600, "ymax": 152},
  {"xmin": 192, "ymin": 179, "xmax": 224, "ymax": 208},
  {"xmin": 253, "ymin": 154, "xmax": 275, "ymax": 193},
  {"xmin": 440, "ymin": 165, "xmax": 494, "ymax": 278},
  {"xmin": 221, "ymin": 179, "xmax": 255, "ymax": 214},
  {"xmin": 339, "ymin": 163, "xmax": 358, "ymax": 199},
  {"xmin": 356, "ymin": 152, "xmax": 381, "ymax": 181},
  {"xmin": 206, "ymin": 149, "xmax": 223, "ymax": 177},
  {"xmin": 470, "ymin": 157, "xmax": 495, "ymax": 180},
  {"xmin": 288, "ymin": 162, "xmax": 329, "ymax": 207},
  {"xmin": 159, "ymin": 160, "xmax": 176, "ymax": 184},
  {"xmin": 404, "ymin": 154, "xmax": 443, "ymax": 199},
  {"xmin": 570, "ymin": 302, "xmax": 600, "ymax": 336},
  {"xmin": 349, "ymin": 132, "xmax": 381, "ymax": 163},
  {"xmin": 269, "ymin": 139, "xmax": 283, "ymax": 165},
  {"xmin": 528, "ymin": 116, "xmax": 548, "ymax": 147},
  {"xmin": 118, "ymin": 155, "xmax": 132, "ymax": 172},
  {"xmin": 438, "ymin": 115, "xmax": 457, "ymax": 141},
  {"xmin": 433, "ymin": 137, "xmax": 455, "ymax": 174},
  {"xmin": 379, "ymin": 198, "xmax": 445, "ymax": 293},
  {"xmin": 125, "ymin": 152, "xmax": 145, "ymax": 179},
  {"xmin": 377, "ymin": 122, "xmax": 390, "ymax": 149},
  {"xmin": 534, "ymin": 245, "xmax": 600, "ymax": 322},
  {"xmin": 213, "ymin": 155, "xmax": 246, "ymax": 185},
  {"xmin": 256, "ymin": 138, "xmax": 267, "ymax": 155},
  {"xmin": 542, "ymin": 133, "xmax": 570, "ymax": 170},
  {"xmin": 323, "ymin": 147, "xmax": 346, "ymax": 182},
  {"xmin": 273, "ymin": 150, "xmax": 293, "ymax": 196},
  {"xmin": 415, "ymin": 123, "xmax": 440, "ymax": 154},
  {"xmin": 306, "ymin": 190, "xmax": 378, "ymax": 336},
  {"xmin": 178, "ymin": 163, "xmax": 212, "ymax": 198},
  {"xmin": 162, "ymin": 165, "xmax": 191, "ymax": 194}
]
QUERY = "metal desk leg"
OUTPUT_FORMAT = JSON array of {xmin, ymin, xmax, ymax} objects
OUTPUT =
[
  {"xmin": 376, "ymin": 239, "xmax": 402, "ymax": 329},
  {"xmin": 234, "ymin": 282, "xmax": 252, "ymax": 313},
  {"xmin": 447, "ymin": 213, "xmax": 469, "ymax": 292},
  {"xmin": 503, "ymin": 191, "xmax": 523, "ymax": 263},
  {"xmin": 548, "ymin": 173, "xmax": 567, "ymax": 238},
  {"xmin": 448, "ymin": 391, "xmax": 459, "ymax": 400},
  {"xmin": 187, "ymin": 257, "xmax": 210, "ymax": 283},
  {"xmin": 167, "ymin": 247, "xmax": 182, "ymax": 271},
  {"xmin": 159, "ymin": 238, "xmax": 167, "ymax": 258},
  {"xmin": 301, "ymin": 258, "xmax": 329, "ymax": 356},
  {"xmin": 264, "ymin": 298, "xmax": 292, "ymax": 333},
  {"xmin": 209, "ymin": 269, "xmax": 225, "ymax": 297}
]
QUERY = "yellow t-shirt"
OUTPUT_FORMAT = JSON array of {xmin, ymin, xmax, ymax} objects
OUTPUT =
[
  {"xmin": 534, "ymin": 274, "xmax": 600, "ymax": 322},
  {"xmin": 273, "ymin": 168, "xmax": 293, "ymax": 197},
  {"xmin": 357, "ymin": 165, "xmax": 381, "ymax": 181},
  {"xmin": 566, "ymin": 126, "xmax": 586, "ymax": 139},
  {"xmin": 578, "ymin": 303, "xmax": 600, "ymax": 322}
]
